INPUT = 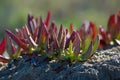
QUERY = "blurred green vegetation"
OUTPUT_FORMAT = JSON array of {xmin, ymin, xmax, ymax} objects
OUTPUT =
[{"xmin": 0, "ymin": 0, "xmax": 120, "ymax": 39}]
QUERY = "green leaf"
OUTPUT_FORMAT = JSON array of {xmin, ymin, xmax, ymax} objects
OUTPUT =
[
  {"xmin": 92, "ymin": 35, "xmax": 100, "ymax": 53},
  {"xmin": 79, "ymin": 41, "xmax": 93, "ymax": 61},
  {"xmin": 14, "ymin": 47, "xmax": 21, "ymax": 59},
  {"xmin": 66, "ymin": 41, "xmax": 75, "ymax": 61},
  {"xmin": 82, "ymin": 35, "xmax": 91, "ymax": 52}
]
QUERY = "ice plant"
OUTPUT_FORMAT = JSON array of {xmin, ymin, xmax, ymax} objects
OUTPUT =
[
  {"xmin": 98, "ymin": 10, "xmax": 120, "ymax": 48},
  {"xmin": 5, "ymin": 11, "xmax": 100, "ymax": 63},
  {"xmin": 59, "ymin": 21, "xmax": 100, "ymax": 61}
]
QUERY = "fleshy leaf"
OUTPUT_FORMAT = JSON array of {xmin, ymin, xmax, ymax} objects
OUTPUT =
[
  {"xmin": 92, "ymin": 35, "xmax": 100, "ymax": 54},
  {"xmin": 57, "ymin": 24, "xmax": 63, "ymax": 42},
  {"xmin": 15, "ymin": 28, "xmax": 24, "ymax": 39},
  {"xmin": 38, "ymin": 18, "xmax": 49, "ymax": 48},
  {"xmin": 89, "ymin": 22, "xmax": 98, "ymax": 41},
  {"xmin": 66, "ymin": 41, "xmax": 74, "ymax": 60},
  {"xmin": 107, "ymin": 14, "xmax": 117, "ymax": 38},
  {"xmin": 33, "ymin": 26, "xmax": 39, "ymax": 41},
  {"xmin": 60, "ymin": 30, "xmax": 66, "ymax": 50},
  {"xmin": 45, "ymin": 11, "xmax": 51, "ymax": 27},
  {"xmin": 9, "ymin": 38, "xmax": 17, "ymax": 54},
  {"xmin": 23, "ymin": 25, "xmax": 37, "ymax": 47},
  {"xmin": 5, "ymin": 29, "xmax": 28, "ymax": 50},
  {"xmin": 80, "ymin": 41, "xmax": 93, "ymax": 61},
  {"xmin": 98, "ymin": 26, "xmax": 111, "ymax": 48},
  {"xmin": 53, "ymin": 32, "xmax": 60, "ymax": 49},
  {"xmin": 65, "ymin": 31, "xmax": 76, "ymax": 48},
  {"xmin": 0, "ymin": 37, "xmax": 6, "ymax": 55},
  {"xmin": 70, "ymin": 23, "xmax": 74, "ymax": 34},
  {"xmin": 73, "ymin": 32, "xmax": 81, "ymax": 55},
  {"xmin": 28, "ymin": 13, "xmax": 34, "ymax": 35},
  {"xmin": 6, "ymin": 35, "xmax": 14, "ymax": 58},
  {"xmin": 82, "ymin": 35, "xmax": 91, "ymax": 52}
]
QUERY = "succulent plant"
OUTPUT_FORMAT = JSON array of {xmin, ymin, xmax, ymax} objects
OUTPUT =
[
  {"xmin": 98, "ymin": 10, "xmax": 120, "ymax": 48},
  {"xmin": 2, "ymin": 10, "xmax": 120, "ymax": 64},
  {"xmin": 1, "ymin": 10, "xmax": 120, "ymax": 64},
  {"xmin": 4, "ymin": 11, "xmax": 100, "ymax": 63}
]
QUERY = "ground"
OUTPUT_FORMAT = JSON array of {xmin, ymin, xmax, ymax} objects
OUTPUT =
[{"xmin": 0, "ymin": 46, "xmax": 120, "ymax": 80}]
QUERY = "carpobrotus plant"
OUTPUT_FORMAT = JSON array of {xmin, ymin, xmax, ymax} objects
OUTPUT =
[
  {"xmin": 1, "ymin": 10, "xmax": 120, "ymax": 65},
  {"xmin": 0, "ymin": 11, "xmax": 100, "ymax": 64},
  {"xmin": 99, "ymin": 11, "xmax": 120, "ymax": 48}
]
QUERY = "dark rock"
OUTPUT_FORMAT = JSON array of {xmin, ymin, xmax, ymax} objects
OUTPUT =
[{"xmin": 0, "ymin": 46, "xmax": 120, "ymax": 80}]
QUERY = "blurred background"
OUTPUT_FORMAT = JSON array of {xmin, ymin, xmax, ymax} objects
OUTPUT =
[{"xmin": 0, "ymin": 0, "xmax": 120, "ymax": 40}]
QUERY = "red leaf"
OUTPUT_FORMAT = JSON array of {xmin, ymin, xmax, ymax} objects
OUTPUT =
[
  {"xmin": 37, "ymin": 17, "xmax": 42, "ymax": 44},
  {"xmin": 28, "ymin": 13, "xmax": 34, "ymax": 35},
  {"xmin": 30, "ymin": 18, "xmax": 37, "ymax": 35},
  {"xmin": 49, "ymin": 22, "xmax": 55, "ymax": 34},
  {"xmin": 5, "ymin": 29, "xmax": 28, "ymax": 50},
  {"xmin": 15, "ymin": 28, "xmax": 25, "ymax": 41},
  {"xmin": 57, "ymin": 24, "xmax": 63, "ymax": 42},
  {"xmin": 108, "ymin": 14, "xmax": 116, "ymax": 28},
  {"xmin": 60, "ymin": 30, "xmax": 66, "ymax": 49},
  {"xmin": 65, "ymin": 29, "xmax": 68, "ymax": 35},
  {"xmin": 89, "ymin": 22, "xmax": 98, "ymax": 41},
  {"xmin": 0, "ymin": 37, "xmax": 6, "ymax": 55},
  {"xmin": 73, "ymin": 32, "xmax": 81, "ymax": 55},
  {"xmin": 107, "ymin": 14, "xmax": 117, "ymax": 38},
  {"xmin": 23, "ymin": 25, "xmax": 37, "ymax": 47},
  {"xmin": 9, "ymin": 38, "xmax": 17, "ymax": 54},
  {"xmin": 33, "ymin": 26, "xmax": 39, "ymax": 41},
  {"xmin": 53, "ymin": 32, "xmax": 60, "ymax": 49},
  {"xmin": 38, "ymin": 18, "xmax": 49, "ymax": 46},
  {"xmin": 45, "ymin": 11, "xmax": 51, "ymax": 27},
  {"xmin": 70, "ymin": 23, "xmax": 74, "ymax": 34},
  {"xmin": 65, "ymin": 31, "xmax": 76, "ymax": 48}
]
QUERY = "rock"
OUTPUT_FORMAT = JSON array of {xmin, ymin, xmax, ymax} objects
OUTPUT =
[{"xmin": 0, "ymin": 46, "xmax": 120, "ymax": 80}]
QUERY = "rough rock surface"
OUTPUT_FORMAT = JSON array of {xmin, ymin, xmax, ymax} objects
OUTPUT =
[{"xmin": 0, "ymin": 46, "xmax": 120, "ymax": 80}]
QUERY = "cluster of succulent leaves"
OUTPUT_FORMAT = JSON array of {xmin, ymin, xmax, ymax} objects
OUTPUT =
[
  {"xmin": 99, "ymin": 11, "xmax": 120, "ymax": 48},
  {"xmin": 0, "ymin": 10, "xmax": 120, "ymax": 64}
]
